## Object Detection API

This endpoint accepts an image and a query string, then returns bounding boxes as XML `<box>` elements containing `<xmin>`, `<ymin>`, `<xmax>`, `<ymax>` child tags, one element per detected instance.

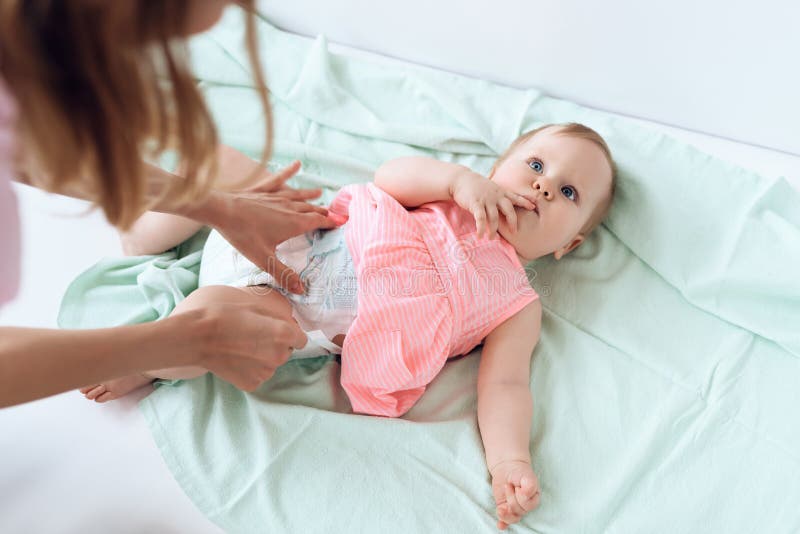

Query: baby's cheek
<box><xmin>513</xmin><ymin>212</ymin><xmax>539</xmax><ymax>243</ymax></box>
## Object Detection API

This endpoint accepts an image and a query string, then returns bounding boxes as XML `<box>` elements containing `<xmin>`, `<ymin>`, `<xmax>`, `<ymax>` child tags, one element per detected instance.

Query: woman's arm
<box><xmin>15</xmin><ymin>145</ymin><xmax>335</xmax><ymax>292</ymax></box>
<box><xmin>0</xmin><ymin>301</ymin><xmax>308</xmax><ymax>408</ymax></box>
<box><xmin>477</xmin><ymin>300</ymin><xmax>542</xmax><ymax>529</ymax></box>
<box><xmin>0</xmin><ymin>317</ymin><xmax>200</xmax><ymax>407</ymax></box>
<box><xmin>120</xmin><ymin>146</ymin><xmax>314</xmax><ymax>256</ymax></box>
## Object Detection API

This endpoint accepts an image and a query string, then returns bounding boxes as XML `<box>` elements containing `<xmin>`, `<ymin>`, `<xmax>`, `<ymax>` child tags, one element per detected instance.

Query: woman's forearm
<box><xmin>144</xmin><ymin>162</ymin><xmax>230</xmax><ymax>226</ymax></box>
<box><xmin>0</xmin><ymin>311</ymin><xmax>204</xmax><ymax>408</ymax></box>
<box><xmin>146</xmin><ymin>144</ymin><xmax>269</xmax><ymax>225</ymax></box>
<box><xmin>14</xmin><ymin>162</ymin><xmax>229</xmax><ymax>228</ymax></box>
<box><xmin>477</xmin><ymin>383</ymin><xmax>533</xmax><ymax>470</ymax></box>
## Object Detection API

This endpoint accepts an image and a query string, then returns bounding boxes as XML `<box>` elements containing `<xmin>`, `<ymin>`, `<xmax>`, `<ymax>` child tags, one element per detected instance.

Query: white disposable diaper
<box><xmin>198</xmin><ymin>227</ymin><xmax>358</xmax><ymax>351</ymax></box>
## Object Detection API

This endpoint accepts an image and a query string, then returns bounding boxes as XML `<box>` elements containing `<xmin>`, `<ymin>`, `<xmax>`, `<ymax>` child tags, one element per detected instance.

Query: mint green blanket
<box><xmin>59</xmin><ymin>11</ymin><xmax>800</xmax><ymax>533</ymax></box>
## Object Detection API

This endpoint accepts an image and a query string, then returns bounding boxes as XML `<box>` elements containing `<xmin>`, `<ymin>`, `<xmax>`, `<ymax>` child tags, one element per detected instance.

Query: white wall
<box><xmin>262</xmin><ymin>0</ymin><xmax>800</xmax><ymax>156</ymax></box>
<box><xmin>0</xmin><ymin>187</ymin><xmax>120</xmax><ymax>328</ymax></box>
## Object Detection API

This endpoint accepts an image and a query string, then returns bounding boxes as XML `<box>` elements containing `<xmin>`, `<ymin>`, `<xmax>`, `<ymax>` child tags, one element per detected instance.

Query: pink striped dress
<box><xmin>328</xmin><ymin>183</ymin><xmax>539</xmax><ymax>417</ymax></box>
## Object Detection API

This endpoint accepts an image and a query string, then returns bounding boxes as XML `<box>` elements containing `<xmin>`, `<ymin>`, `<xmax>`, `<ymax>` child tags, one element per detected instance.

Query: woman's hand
<box><xmin>490</xmin><ymin>460</ymin><xmax>541</xmax><ymax>530</ymax></box>
<box><xmin>190</xmin><ymin>299</ymin><xmax>308</xmax><ymax>391</ymax></box>
<box><xmin>200</xmin><ymin>161</ymin><xmax>339</xmax><ymax>294</ymax></box>
<box><xmin>450</xmin><ymin>172</ymin><xmax>534</xmax><ymax>239</ymax></box>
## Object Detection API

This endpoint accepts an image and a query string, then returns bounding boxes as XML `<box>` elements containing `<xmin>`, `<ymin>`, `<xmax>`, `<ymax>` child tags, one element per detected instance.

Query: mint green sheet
<box><xmin>59</xmin><ymin>10</ymin><xmax>800</xmax><ymax>533</ymax></box>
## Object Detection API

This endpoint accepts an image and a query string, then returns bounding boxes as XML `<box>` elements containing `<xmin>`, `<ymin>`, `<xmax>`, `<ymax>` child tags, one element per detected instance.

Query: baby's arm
<box><xmin>119</xmin><ymin>209</ymin><xmax>202</xmax><ymax>256</ymax></box>
<box><xmin>477</xmin><ymin>300</ymin><xmax>542</xmax><ymax>530</ymax></box>
<box><xmin>374</xmin><ymin>156</ymin><xmax>470</xmax><ymax>207</ymax></box>
<box><xmin>374</xmin><ymin>157</ymin><xmax>534</xmax><ymax>238</ymax></box>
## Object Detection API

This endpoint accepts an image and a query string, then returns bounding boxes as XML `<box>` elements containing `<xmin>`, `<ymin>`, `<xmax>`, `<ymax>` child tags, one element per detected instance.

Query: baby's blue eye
<box><xmin>529</xmin><ymin>160</ymin><xmax>543</xmax><ymax>173</ymax></box>
<box><xmin>561</xmin><ymin>185</ymin><xmax>577</xmax><ymax>201</ymax></box>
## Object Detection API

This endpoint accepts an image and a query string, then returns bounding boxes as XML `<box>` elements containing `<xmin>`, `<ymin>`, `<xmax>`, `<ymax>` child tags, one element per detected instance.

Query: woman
<box><xmin>0</xmin><ymin>0</ymin><xmax>333</xmax><ymax>407</ymax></box>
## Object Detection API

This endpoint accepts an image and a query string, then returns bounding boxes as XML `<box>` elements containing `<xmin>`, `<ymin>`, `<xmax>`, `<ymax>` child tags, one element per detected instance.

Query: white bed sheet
<box><xmin>1</xmin><ymin>36</ymin><xmax>799</xmax><ymax>534</ymax></box>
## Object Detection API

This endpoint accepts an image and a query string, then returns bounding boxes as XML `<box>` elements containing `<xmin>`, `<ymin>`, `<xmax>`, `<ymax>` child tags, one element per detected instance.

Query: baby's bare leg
<box><xmin>119</xmin><ymin>211</ymin><xmax>204</xmax><ymax>256</ymax></box>
<box><xmin>81</xmin><ymin>285</ymin><xmax>294</xmax><ymax>402</ymax></box>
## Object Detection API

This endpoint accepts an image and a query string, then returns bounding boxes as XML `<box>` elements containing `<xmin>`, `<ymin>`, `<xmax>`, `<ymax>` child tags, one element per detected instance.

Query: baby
<box><xmin>81</xmin><ymin>123</ymin><xmax>615</xmax><ymax>529</ymax></box>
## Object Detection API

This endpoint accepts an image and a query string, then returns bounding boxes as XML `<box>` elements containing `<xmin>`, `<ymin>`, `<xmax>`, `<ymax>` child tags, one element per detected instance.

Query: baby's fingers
<box><xmin>497</xmin><ymin>197</ymin><xmax>517</xmax><ymax>233</ymax></box>
<box><xmin>486</xmin><ymin>204</ymin><xmax>499</xmax><ymax>239</ymax></box>
<box><xmin>472</xmin><ymin>205</ymin><xmax>487</xmax><ymax>238</ymax></box>
<box><xmin>505</xmin><ymin>482</ymin><xmax>526</xmax><ymax>518</ymax></box>
<box><xmin>507</xmin><ymin>191</ymin><xmax>536</xmax><ymax>211</ymax></box>
<box><xmin>496</xmin><ymin>503</ymin><xmax>520</xmax><ymax>529</ymax></box>
<box><xmin>515</xmin><ymin>484</ymin><xmax>541</xmax><ymax>512</ymax></box>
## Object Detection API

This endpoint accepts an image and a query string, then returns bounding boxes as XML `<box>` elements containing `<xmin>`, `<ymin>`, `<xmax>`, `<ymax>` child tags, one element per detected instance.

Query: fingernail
<box><xmin>329</xmin><ymin>213</ymin><xmax>347</xmax><ymax>225</ymax></box>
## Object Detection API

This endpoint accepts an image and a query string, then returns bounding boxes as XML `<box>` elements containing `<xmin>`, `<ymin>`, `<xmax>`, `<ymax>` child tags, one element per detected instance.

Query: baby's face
<box><xmin>492</xmin><ymin>127</ymin><xmax>613</xmax><ymax>262</ymax></box>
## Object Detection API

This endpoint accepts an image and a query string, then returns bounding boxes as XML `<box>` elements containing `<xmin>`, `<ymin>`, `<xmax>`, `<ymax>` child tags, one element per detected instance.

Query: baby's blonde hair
<box><xmin>493</xmin><ymin>123</ymin><xmax>617</xmax><ymax>235</ymax></box>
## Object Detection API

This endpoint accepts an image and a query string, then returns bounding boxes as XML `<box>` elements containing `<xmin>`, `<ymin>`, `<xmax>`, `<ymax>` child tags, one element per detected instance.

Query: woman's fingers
<box><xmin>258</xmin><ymin>310</ymin><xmax>308</xmax><ymax>351</ymax></box>
<box><xmin>247</xmin><ymin>160</ymin><xmax>302</xmax><ymax>193</ymax></box>
<box><xmin>260</xmin><ymin>253</ymin><xmax>305</xmax><ymax>294</ymax></box>
<box><xmin>275</xmin><ymin>159</ymin><xmax>302</xmax><ymax>179</ymax></box>
<box><xmin>289</xmin><ymin>201</ymin><xmax>329</xmax><ymax>216</ymax></box>
<box><xmin>285</xmin><ymin>320</ymin><xmax>309</xmax><ymax>351</ymax></box>
<box><xmin>275</xmin><ymin>187</ymin><xmax>323</xmax><ymax>201</ymax></box>
<box><xmin>292</xmin><ymin>211</ymin><xmax>339</xmax><ymax>233</ymax></box>
<box><xmin>267</xmin><ymin>160</ymin><xmax>302</xmax><ymax>186</ymax></box>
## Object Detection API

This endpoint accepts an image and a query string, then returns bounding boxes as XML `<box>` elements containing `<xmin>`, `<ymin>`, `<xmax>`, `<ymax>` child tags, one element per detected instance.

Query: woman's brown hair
<box><xmin>0</xmin><ymin>0</ymin><xmax>272</xmax><ymax>229</ymax></box>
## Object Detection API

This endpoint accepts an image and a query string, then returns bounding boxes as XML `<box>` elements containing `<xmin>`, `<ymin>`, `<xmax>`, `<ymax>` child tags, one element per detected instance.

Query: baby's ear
<box><xmin>554</xmin><ymin>235</ymin><xmax>584</xmax><ymax>260</ymax></box>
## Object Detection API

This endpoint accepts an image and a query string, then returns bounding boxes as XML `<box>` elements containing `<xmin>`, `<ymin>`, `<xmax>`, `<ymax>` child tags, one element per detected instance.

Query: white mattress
<box><xmin>1</xmin><ymin>24</ymin><xmax>799</xmax><ymax>534</ymax></box>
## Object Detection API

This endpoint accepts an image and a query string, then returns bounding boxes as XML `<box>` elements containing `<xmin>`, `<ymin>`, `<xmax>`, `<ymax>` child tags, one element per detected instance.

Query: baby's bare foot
<box><xmin>79</xmin><ymin>374</ymin><xmax>154</xmax><ymax>403</ymax></box>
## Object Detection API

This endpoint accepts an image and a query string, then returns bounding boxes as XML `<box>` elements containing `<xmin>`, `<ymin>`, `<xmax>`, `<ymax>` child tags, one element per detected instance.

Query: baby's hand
<box><xmin>490</xmin><ymin>460</ymin><xmax>541</xmax><ymax>530</ymax></box>
<box><xmin>450</xmin><ymin>172</ymin><xmax>534</xmax><ymax>239</ymax></box>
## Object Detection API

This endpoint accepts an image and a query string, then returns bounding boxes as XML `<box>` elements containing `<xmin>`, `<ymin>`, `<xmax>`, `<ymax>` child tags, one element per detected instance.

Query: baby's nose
<box><xmin>533</xmin><ymin>181</ymin><xmax>552</xmax><ymax>200</ymax></box>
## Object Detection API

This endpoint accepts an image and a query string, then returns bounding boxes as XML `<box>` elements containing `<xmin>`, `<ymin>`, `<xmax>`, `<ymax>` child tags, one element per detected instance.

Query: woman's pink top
<box><xmin>328</xmin><ymin>183</ymin><xmax>538</xmax><ymax>417</ymax></box>
<box><xmin>0</xmin><ymin>77</ymin><xmax>20</xmax><ymax>307</ymax></box>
